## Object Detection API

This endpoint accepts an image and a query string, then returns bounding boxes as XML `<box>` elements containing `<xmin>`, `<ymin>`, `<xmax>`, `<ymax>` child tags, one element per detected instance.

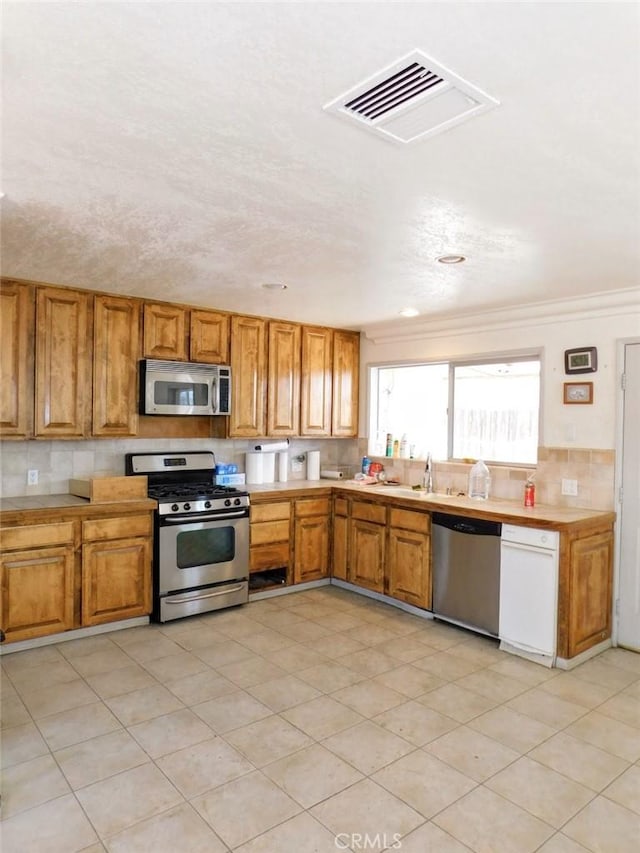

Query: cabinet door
<box><xmin>332</xmin><ymin>512</ymin><xmax>349</xmax><ymax>581</ymax></box>
<box><xmin>300</xmin><ymin>326</ymin><xmax>332</xmax><ymax>436</ymax></box>
<box><xmin>0</xmin><ymin>280</ymin><xmax>33</xmax><ymax>438</ymax></box>
<box><xmin>349</xmin><ymin>519</ymin><xmax>385</xmax><ymax>592</ymax></box>
<box><xmin>332</xmin><ymin>330</ymin><xmax>359</xmax><ymax>437</ymax></box>
<box><xmin>93</xmin><ymin>295</ymin><xmax>140</xmax><ymax>436</ymax></box>
<box><xmin>267</xmin><ymin>321</ymin><xmax>301</xmax><ymax>436</ymax></box>
<box><xmin>294</xmin><ymin>514</ymin><xmax>329</xmax><ymax>583</ymax></box>
<box><xmin>143</xmin><ymin>302</ymin><xmax>187</xmax><ymax>360</ymax></box>
<box><xmin>229</xmin><ymin>315</ymin><xmax>267</xmax><ymax>437</ymax></box>
<box><xmin>82</xmin><ymin>536</ymin><xmax>151</xmax><ymax>626</ymax></box>
<box><xmin>190</xmin><ymin>309</ymin><xmax>230</xmax><ymax>364</ymax></box>
<box><xmin>1</xmin><ymin>545</ymin><xmax>75</xmax><ymax>642</ymax></box>
<box><xmin>388</xmin><ymin>528</ymin><xmax>431</xmax><ymax>609</ymax></box>
<box><xmin>567</xmin><ymin>532</ymin><xmax>613</xmax><ymax>658</ymax></box>
<box><xmin>35</xmin><ymin>287</ymin><xmax>91</xmax><ymax>438</ymax></box>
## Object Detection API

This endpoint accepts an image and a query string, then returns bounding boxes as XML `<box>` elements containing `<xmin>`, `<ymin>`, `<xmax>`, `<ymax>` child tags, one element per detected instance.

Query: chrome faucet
<box><xmin>423</xmin><ymin>453</ymin><xmax>434</xmax><ymax>493</ymax></box>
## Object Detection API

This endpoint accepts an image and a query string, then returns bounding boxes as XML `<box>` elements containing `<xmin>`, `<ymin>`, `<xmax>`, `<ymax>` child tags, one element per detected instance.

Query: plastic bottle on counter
<box><xmin>361</xmin><ymin>456</ymin><xmax>371</xmax><ymax>475</ymax></box>
<box><xmin>399</xmin><ymin>434</ymin><xmax>409</xmax><ymax>458</ymax></box>
<box><xmin>468</xmin><ymin>459</ymin><xmax>491</xmax><ymax>500</ymax></box>
<box><xmin>385</xmin><ymin>434</ymin><xmax>393</xmax><ymax>457</ymax></box>
<box><xmin>392</xmin><ymin>439</ymin><xmax>399</xmax><ymax>458</ymax></box>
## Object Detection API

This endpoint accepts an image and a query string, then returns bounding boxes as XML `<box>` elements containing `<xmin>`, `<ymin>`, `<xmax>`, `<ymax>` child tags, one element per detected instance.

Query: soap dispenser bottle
<box><xmin>468</xmin><ymin>460</ymin><xmax>491</xmax><ymax>500</ymax></box>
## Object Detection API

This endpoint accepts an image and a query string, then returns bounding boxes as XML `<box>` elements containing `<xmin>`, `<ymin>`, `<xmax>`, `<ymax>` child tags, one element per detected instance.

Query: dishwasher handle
<box><xmin>432</xmin><ymin>512</ymin><xmax>502</xmax><ymax>537</ymax></box>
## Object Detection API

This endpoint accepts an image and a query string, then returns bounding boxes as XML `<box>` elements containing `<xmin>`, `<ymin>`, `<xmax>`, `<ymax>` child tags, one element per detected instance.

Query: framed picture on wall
<box><xmin>564</xmin><ymin>346</ymin><xmax>597</xmax><ymax>374</ymax></box>
<box><xmin>563</xmin><ymin>382</ymin><xmax>594</xmax><ymax>404</ymax></box>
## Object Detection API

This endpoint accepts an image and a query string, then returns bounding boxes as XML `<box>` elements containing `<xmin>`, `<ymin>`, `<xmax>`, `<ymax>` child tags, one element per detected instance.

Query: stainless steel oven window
<box><xmin>158</xmin><ymin>518</ymin><xmax>249</xmax><ymax>594</ymax></box>
<box><xmin>176</xmin><ymin>526</ymin><xmax>235</xmax><ymax>569</ymax></box>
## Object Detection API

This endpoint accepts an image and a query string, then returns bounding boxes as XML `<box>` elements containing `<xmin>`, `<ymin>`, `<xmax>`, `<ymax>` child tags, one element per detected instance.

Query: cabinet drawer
<box><xmin>389</xmin><ymin>508</ymin><xmax>430</xmax><ymax>534</ymax></box>
<box><xmin>251</xmin><ymin>502</ymin><xmax>291</xmax><ymax>523</ymax></box>
<box><xmin>0</xmin><ymin>521</ymin><xmax>76</xmax><ymax>550</ymax></box>
<box><xmin>295</xmin><ymin>497</ymin><xmax>330</xmax><ymax>518</ymax></box>
<box><xmin>83</xmin><ymin>514</ymin><xmax>152</xmax><ymax>542</ymax></box>
<box><xmin>250</xmin><ymin>542</ymin><xmax>290</xmax><ymax>572</ymax></box>
<box><xmin>251</xmin><ymin>519</ymin><xmax>290</xmax><ymax>545</ymax></box>
<box><xmin>334</xmin><ymin>497</ymin><xmax>349</xmax><ymax>516</ymax></box>
<box><xmin>352</xmin><ymin>501</ymin><xmax>386</xmax><ymax>525</ymax></box>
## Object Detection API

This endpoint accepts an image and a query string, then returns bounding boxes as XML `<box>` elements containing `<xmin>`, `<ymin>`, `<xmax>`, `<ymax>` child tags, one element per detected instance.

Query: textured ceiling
<box><xmin>2</xmin><ymin>1</ymin><xmax>639</xmax><ymax>330</ymax></box>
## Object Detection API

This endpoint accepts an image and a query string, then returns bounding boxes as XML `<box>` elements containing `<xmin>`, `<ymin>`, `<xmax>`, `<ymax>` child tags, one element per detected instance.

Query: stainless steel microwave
<box><xmin>140</xmin><ymin>359</ymin><xmax>231</xmax><ymax>416</ymax></box>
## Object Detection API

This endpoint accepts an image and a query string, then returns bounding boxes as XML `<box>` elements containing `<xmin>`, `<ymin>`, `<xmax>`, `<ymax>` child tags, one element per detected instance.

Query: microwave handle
<box><xmin>211</xmin><ymin>375</ymin><xmax>218</xmax><ymax>414</ymax></box>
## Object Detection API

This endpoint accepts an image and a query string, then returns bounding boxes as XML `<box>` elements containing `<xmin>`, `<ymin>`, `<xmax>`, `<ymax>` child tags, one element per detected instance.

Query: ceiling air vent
<box><xmin>324</xmin><ymin>49</ymin><xmax>499</xmax><ymax>145</ymax></box>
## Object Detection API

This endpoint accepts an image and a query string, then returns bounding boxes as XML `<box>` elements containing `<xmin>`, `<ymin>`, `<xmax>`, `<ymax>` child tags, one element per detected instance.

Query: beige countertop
<box><xmin>0</xmin><ymin>494</ymin><xmax>157</xmax><ymax>523</ymax></box>
<box><xmin>1</xmin><ymin>480</ymin><xmax>615</xmax><ymax>530</ymax></box>
<box><xmin>248</xmin><ymin>479</ymin><xmax>616</xmax><ymax>528</ymax></box>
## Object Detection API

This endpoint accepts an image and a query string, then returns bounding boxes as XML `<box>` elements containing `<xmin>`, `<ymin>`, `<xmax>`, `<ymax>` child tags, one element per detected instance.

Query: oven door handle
<box><xmin>166</xmin><ymin>584</ymin><xmax>246</xmax><ymax>604</ymax></box>
<box><xmin>161</xmin><ymin>510</ymin><xmax>248</xmax><ymax>524</ymax></box>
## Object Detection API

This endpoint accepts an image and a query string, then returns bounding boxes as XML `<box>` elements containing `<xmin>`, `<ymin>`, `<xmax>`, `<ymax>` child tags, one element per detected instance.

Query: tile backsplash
<box><xmin>1</xmin><ymin>440</ymin><xmax>615</xmax><ymax>511</ymax></box>
<box><xmin>0</xmin><ymin>438</ymin><xmax>360</xmax><ymax>499</ymax></box>
<box><xmin>359</xmin><ymin>442</ymin><xmax>616</xmax><ymax>512</ymax></box>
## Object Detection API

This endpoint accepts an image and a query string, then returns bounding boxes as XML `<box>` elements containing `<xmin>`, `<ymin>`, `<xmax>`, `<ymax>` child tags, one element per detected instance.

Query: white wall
<box><xmin>359</xmin><ymin>290</ymin><xmax>640</xmax><ymax>451</ymax></box>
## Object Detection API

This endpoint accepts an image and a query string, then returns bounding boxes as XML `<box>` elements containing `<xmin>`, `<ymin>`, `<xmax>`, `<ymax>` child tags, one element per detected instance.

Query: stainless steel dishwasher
<box><xmin>431</xmin><ymin>512</ymin><xmax>502</xmax><ymax>637</ymax></box>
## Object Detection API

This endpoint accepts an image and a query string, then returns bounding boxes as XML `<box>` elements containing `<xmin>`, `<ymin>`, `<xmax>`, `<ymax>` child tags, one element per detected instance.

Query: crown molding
<box><xmin>361</xmin><ymin>288</ymin><xmax>640</xmax><ymax>344</ymax></box>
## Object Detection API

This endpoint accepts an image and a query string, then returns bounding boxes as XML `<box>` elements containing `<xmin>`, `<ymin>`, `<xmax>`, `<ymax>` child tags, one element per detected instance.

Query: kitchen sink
<box><xmin>376</xmin><ymin>486</ymin><xmax>462</xmax><ymax>501</ymax></box>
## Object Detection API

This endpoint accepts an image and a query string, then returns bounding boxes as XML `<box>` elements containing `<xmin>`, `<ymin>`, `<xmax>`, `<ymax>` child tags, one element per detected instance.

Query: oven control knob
<box><xmin>234</xmin><ymin>498</ymin><xmax>241</xmax><ymax>506</ymax></box>
<box><xmin>183</xmin><ymin>503</ymin><xmax>191</xmax><ymax>511</ymax></box>
<box><xmin>171</xmin><ymin>504</ymin><xmax>179</xmax><ymax>512</ymax></box>
<box><xmin>204</xmin><ymin>500</ymin><xmax>211</xmax><ymax>509</ymax></box>
<box><xmin>224</xmin><ymin>499</ymin><xmax>232</xmax><ymax>507</ymax></box>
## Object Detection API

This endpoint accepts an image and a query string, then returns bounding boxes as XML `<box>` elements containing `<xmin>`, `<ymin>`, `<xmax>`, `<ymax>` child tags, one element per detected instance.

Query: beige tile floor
<box><xmin>1</xmin><ymin>585</ymin><xmax>639</xmax><ymax>852</ymax></box>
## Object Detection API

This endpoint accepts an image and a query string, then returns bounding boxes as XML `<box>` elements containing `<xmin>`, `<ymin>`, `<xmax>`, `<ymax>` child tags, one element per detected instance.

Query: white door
<box><xmin>617</xmin><ymin>340</ymin><xmax>640</xmax><ymax>650</ymax></box>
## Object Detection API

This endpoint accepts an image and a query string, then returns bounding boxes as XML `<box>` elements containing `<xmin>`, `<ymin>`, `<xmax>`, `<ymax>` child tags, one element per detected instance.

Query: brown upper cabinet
<box><xmin>93</xmin><ymin>295</ymin><xmax>140</xmax><ymax>437</ymax></box>
<box><xmin>1</xmin><ymin>278</ymin><xmax>359</xmax><ymax>441</ymax></box>
<box><xmin>35</xmin><ymin>286</ymin><xmax>92</xmax><ymax>438</ymax></box>
<box><xmin>143</xmin><ymin>302</ymin><xmax>188</xmax><ymax>361</ymax></box>
<box><xmin>142</xmin><ymin>302</ymin><xmax>230</xmax><ymax>364</ymax></box>
<box><xmin>267</xmin><ymin>321</ymin><xmax>301</xmax><ymax>436</ymax></box>
<box><xmin>300</xmin><ymin>325</ymin><xmax>333</xmax><ymax>436</ymax></box>
<box><xmin>190</xmin><ymin>309</ymin><xmax>230</xmax><ymax>364</ymax></box>
<box><xmin>0</xmin><ymin>280</ymin><xmax>33</xmax><ymax>438</ymax></box>
<box><xmin>229</xmin><ymin>315</ymin><xmax>267</xmax><ymax>437</ymax></box>
<box><xmin>332</xmin><ymin>329</ymin><xmax>360</xmax><ymax>437</ymax></box>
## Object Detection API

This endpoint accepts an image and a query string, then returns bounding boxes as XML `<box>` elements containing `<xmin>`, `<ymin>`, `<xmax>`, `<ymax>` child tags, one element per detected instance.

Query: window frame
<box><xmin>368</xmin><ymin>349</ymin><xmax>544</xmax><ymax>466</ymax></box>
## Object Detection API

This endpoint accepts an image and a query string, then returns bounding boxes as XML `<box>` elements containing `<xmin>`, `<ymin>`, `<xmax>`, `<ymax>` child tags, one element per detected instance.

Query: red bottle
<box><xmin>524</xmin><ymin>482</ymin><xmax>535</xmax><ymax>507</ymax></box>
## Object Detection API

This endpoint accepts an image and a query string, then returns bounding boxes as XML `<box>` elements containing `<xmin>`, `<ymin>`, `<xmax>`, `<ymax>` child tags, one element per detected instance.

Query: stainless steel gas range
<box><xmin>125</xmin><ymin>451</ymin><xmax>249</xmax><ymax>622</ymax></box>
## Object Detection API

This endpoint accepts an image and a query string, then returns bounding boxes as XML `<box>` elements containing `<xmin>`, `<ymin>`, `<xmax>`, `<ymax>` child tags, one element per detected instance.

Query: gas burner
<box><xmin>147</xmin><ymin>483</ymin><xmax>243</xmax><ymax>500</ymax></box>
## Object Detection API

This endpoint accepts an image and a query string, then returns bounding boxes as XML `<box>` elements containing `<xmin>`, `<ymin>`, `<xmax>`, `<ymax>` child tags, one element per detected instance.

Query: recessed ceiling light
<box><xmin>261</xmin><ymin>282</ymin><xmax>288</xmax><ymax>290</ymax></box>
<box><xmin>436</xmin><ymin>254</ymin><xmax>466</xmax><ymax>264</ymax></box>
<box><xmin>399</xmin><ymin>307</ymin><xmax>419</xmax><ymax>317</ymax></box>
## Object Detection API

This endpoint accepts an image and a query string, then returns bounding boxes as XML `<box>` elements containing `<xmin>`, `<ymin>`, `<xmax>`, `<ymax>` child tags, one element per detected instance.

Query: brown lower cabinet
<box><xmin>340</xmin><ymin>498</ymin><xmax>431</xmax><ymax>604</ymax></box>
<box><xmin>0</xmin><ymin>505</ymin><xmax>154</xmax><ymax>643</ymax></box>
<box><xmin>0</xmin><ymin>521</ymin><xmax>76</xmax><ymax>642</ymax></box>
<box><xmin>293</xmin><ymin>497</ymin><xmax>330</xmax><ymax>584</ymax></box>
<box><xmin>350</xmin><ymin>511</ymin><xmax>386</xmax><ymax>593</ymax></box>
<box><xmin>81</xmin><ymin>515</ymin><xmax>152</xmax><ymax>626</ymax></box>
<box><xmin>249</xmin><ymin>499</ymin><xmax>291</xmax><ymax>588</ymax></box>
<box><xmin>249</xmin><ymin>494</ymin><xmax>332</xmax><ymax>589</ymax></box>
<box><xmin>558</xmin><ymin>523</ymin><xmax>614</xmax><ymax>659</ymax></box>
<box><xmin>387</xmin><ymin>507</ymin><xmax>431</xmax><ymax>609</ymax></box>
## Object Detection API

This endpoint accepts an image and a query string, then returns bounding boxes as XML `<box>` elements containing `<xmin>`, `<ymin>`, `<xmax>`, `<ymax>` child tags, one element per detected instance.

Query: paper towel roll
<box><xmin>261</xmin><ymin>452</ymin><xmax>275</xmax><ymax>484</ymax></box>
<box><xmin>245</xmin><ymin>452</ymin><xmax>263</xmax><ymax>484</ymax></box>
<box><xmin>278</xmin><ymin>452</ymin><xmax>288</xmax><ymax>482</ymax></box>
<box><xmin>253</xmin><ymin>439</ymin><xmax>290</xmax><ymax>452</ymax></box>
<box><xmin>307</xmin><ymin>450</ymin><xmax>320</xmax><ymax>481</ymax></box>
<box><xmin>320</xmin><ymin>469</ymin><xmax>344</xmax><ymax>479</ymax></box>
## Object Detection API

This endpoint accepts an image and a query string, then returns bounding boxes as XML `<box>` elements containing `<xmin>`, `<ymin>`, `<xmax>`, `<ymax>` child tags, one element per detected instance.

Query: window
<box><xmin>369</xmin><ymin>356</ymin><xmax>540</xmax><ymax>465</ymax></box>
